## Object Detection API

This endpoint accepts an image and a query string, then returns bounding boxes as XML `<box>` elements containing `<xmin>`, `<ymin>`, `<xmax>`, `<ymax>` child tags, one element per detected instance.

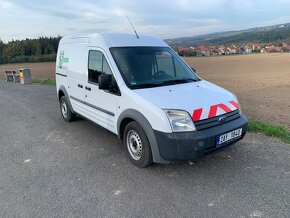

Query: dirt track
<box><xmin>1</xmin><ymin>53</ymin><xmax>290</xmax><ymax>129</ymax></box>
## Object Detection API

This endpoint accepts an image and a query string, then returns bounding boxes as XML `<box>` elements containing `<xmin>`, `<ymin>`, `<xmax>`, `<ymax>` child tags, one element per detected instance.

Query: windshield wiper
<box><xmin>161</xmin><ymin>78</ymin><xmax>199</xmax><ymax>85</ymax></box>
<box><xmin>131</xmin><ymin>78</ymin><xmax>200</xmax><ymax>89</ymax></box>
<box><xmin>131</xmin><ymin>83</ymin><xmax>163</xmax><ymax>89</ymax></box>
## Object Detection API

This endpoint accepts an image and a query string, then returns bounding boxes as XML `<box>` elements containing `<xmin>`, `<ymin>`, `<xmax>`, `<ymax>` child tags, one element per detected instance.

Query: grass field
<box><xmin>1</xmin><ymin>53</ymin><xmax>290</xmax><ymax>130</ymax></box>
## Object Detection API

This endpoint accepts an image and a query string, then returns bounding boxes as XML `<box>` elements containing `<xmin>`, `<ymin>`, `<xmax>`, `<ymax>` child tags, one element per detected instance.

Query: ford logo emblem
<box><xmin>218</xmin><ymin>116</ymin><xmax>226</xmax><ymax>122</ymax></box>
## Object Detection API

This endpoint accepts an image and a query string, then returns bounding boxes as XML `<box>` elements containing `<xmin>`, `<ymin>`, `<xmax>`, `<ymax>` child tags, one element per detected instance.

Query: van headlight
<box><xmin>233</xmin><ymin>94</ymin><xmax>242</xmax><ymax>115</ymax></box>
<box><xmin>164</xmin><ymin>110</ymin><xmax>196</xmax><ymax>132</ymax></box>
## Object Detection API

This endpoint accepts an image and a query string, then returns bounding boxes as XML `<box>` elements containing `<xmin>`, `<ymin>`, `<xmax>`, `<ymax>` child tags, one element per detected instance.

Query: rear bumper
<box><xmin>154</xmin><ymin>115</ymin><xmax>248</xmax><ymax>161</ymax></box>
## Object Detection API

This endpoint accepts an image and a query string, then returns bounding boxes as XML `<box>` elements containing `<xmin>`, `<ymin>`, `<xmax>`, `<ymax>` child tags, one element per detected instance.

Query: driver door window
<box><xmin>88</xmin><ymin>50</ymin><xmax>112</xmax><ymax>84</ymax></box>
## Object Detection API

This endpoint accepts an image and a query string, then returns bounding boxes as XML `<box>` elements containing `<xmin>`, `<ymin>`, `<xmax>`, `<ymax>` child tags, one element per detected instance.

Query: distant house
<box><xmin>260</xmin><ymin>48</ymin><xmax>267</xmax><ymax>53</ymax></box>
<box><xmin>196</xmin><ymin>50</ymin><xmax>211</xmax><ymax>57</ymax></box>
<box><xmin>228</xmin><ymin>46</ymin><xmax>238</xmax><ymax>54</ymax></box>
<box><xmin>211</xmin><ymin>49</ymin><xmax>219</xmax><ymax>55</ymax></box>
<box><xmin>243</xmin><ymin>45</ymin><xmax>252</xmax><ymax>54</ymax></box>
<box><xmin>252</xmin><ymin>44</ymin><xmax>261</xmax><ymax>53</ymax></box>
<box><xmin>173</xmin><ymin>42</ymin><xmax>288</xmax><ymax>56</ymax></box>
<box><xmin>281</xmin><ymin>47</ymin><xmax>289</xmax><ymax>52</ymax></box>
<box><xmin>282</xmin><ymin>44</ymin><xmax>290</xmax><ymax>52</ymax></box>
<box><xmin>218</xmin><ymin>48</ymin><xmax>230</xmax><ymax>55</ymax></box>
<box><xmin>217</xmin><ymin>48</ymin><xmax>224</xmax><ymax>55</ymax></box>
<box><xmin>235</xmin><ymin>47</ymin><xmax>241</xmax><ymax>54</ymax></box>
<box><xmin>240</xmin><ymin>47</ymin><xmax>245</xmax><ymax>54</ymax></box>
<box><xmin>223</xmin><ymin>48</ymin><xmax>230</xmax><ymax>55</ymax></box>
<box><xmin>266</xmin><ymin>46</ymin><xmax>282</xmax><ymax>53</ymax></box>
<box><xmin>194</xmin><ymin>45</ymin><xmax>211</xmax><ymax>56</ymax></box>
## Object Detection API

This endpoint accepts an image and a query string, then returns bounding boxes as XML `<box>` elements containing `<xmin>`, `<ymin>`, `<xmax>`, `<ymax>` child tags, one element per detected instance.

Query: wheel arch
<box><xmin>57</xmin><ymin>85</ymin><xmax>75</xmax><ymax>113</ymax></box>
<box><xmin>117</xmin><ymin>109</ymin><xmax>169</xmax><ymax>164</ymax></box>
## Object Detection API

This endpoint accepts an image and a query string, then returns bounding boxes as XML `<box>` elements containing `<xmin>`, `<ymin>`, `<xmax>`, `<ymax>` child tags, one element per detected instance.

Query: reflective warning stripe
<box><xmin>192</xmin><ymin>108</ymin><xmax>203</xmax><ymax>121</ymax></box>
<box><xmin>229</xmin><ymin>100</ymin><xmax>239</xmax><ymax>109</ymax></box>
<box><xmin>192</xmin><ymin>100</ymin><xmax>239</xmax><ymax>121</ymax></box>
<box><xmin>208</xmin><ymin>103</ymin><xmax>232</xmax><ymax>119</ymax></box>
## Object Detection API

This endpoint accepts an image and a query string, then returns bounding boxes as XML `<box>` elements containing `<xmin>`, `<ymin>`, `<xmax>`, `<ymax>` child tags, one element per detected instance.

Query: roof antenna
<box><xmin>126</xmin><ymin>14</ymin><xmax>139</xmax><ymax>39</ymax></box>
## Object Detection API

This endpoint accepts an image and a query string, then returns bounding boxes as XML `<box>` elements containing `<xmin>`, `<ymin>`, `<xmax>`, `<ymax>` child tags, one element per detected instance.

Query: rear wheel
<box><xmin>124</xmin><ymin>121</ymin><xmax>153</xmax><ymax>167</ymax></box>
<box><xmin>60</xmin><ymin>96</ymin><xmax>76</xmax><ymax>122</ymax></box>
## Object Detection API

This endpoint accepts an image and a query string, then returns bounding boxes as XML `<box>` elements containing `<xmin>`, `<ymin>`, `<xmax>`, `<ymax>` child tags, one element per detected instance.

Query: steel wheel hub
<box><xmin>61</xmin><ymin>101</ymin><xmax>68</xmax><ymax>118</ymax></box>
<box><xmin>126</xmin><ymin>130</ymin><xmax>142</xmax><ymax>160</ymax></box>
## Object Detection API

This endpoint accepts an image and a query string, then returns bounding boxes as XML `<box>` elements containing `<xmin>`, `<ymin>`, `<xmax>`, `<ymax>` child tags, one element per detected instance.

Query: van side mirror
<box><xmin>98</xmin><ymin>74</ymin><xmax>112</xmax><ymax>90</ymax></box>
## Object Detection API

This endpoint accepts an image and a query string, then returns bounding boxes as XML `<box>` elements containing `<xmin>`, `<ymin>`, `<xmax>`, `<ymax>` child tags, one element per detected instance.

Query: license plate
<box><xmin>217</xmin><ymin>128</ymin><xmax>242</xmax><ymax>146</ymax></box>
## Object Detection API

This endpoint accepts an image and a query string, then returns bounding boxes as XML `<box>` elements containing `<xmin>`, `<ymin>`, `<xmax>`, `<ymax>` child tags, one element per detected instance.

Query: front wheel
<box><xmin>124</xmin><ymin>121</ymin><xmax>153</xmax><ymax>167</ymax></box>
<box><xmin>60</xmin><ymin>96</ymin><xmax>76</xmax><ymax>122</ymax></box>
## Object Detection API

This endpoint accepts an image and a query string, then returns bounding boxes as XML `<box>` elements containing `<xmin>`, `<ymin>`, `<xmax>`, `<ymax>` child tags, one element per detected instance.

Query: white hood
<box><xmin>133</xmin><ymin>80</ymin><xmax>239</xmax><ymax>121</ymax></box>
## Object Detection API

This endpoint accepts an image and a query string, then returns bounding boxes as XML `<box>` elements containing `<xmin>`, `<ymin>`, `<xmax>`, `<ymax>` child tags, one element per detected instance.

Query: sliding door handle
<box><xmin>85</xmin><ymin>86</ymin><xmax>91</xmax><ymax>91</ymax></box>
<box><xmin>78</xmin><ymin>84</ymin><xmax>83</xmax><ymax>88</ymax></box>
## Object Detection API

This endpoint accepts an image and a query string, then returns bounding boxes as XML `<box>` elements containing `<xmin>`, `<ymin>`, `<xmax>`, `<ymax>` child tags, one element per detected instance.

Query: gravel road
<box><xmin>0</xmin><ymin>81</ymin><xmax>289</xmax><ymax>218</ymax></box>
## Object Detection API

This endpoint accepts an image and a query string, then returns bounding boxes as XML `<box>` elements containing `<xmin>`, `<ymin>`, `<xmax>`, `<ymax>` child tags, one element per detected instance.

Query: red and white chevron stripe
<box><xmin>192</xmin><ymin>100</ymin><xmax>239</xmax><ymax>121</ymax></box>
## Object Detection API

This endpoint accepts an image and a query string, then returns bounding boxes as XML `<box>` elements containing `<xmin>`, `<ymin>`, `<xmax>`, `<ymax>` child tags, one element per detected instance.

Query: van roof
<box><xmin>60</xmin><ymin>32</ymin><xmax>168</xmax><ymax>48</ymax></box>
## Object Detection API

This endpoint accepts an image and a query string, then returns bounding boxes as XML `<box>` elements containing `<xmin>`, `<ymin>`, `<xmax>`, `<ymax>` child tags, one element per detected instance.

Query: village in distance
<box><xmin>172</xmin><ymin>42</ymin><xmax>290</xmax><ymax>57</ymax></box>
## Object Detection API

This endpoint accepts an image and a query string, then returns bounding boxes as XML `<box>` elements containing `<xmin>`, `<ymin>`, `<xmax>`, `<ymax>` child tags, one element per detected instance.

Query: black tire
<box><xmin>123</xmin><ymin>121</ymin><xmax>153</xmax><ymax>167</ymax></box>
<box><xmin>60</xmin><ymin>96</ymin><xmax>76</xmax><ymax>122</ymax></box>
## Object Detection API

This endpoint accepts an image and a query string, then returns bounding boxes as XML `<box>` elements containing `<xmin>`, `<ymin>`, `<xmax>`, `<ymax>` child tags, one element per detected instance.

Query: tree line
<box><xmin>167</xmin><ymin>27</ymin><xmax>290</xmax><ymax>47</ymax></box>
<box><xmin>0</xmin><ymin>36</ymin><xmax>61</xmax><ymax>64</ymax></box>
<box><xmin>206</xmin><ymin>28</ymin><xmax>290</xmax><ymax>46</ymax></box>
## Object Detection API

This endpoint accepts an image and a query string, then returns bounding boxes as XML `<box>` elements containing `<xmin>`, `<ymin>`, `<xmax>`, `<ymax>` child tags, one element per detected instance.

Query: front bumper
<box><xmin>154</xmin><ymin>115</ymin><xmax>248</xmax><ymax>161</ymax></box>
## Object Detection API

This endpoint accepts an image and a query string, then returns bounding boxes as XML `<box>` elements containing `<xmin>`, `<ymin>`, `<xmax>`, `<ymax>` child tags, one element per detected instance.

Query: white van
<box><xmin>56</xmin><ymin>32</ymin><xmax>248</xmax><ymax>167</ymax></box>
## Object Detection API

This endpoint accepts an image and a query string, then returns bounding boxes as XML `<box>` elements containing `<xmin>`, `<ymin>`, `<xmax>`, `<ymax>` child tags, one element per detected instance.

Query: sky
<box><xmin>1</xmin><ymin>0</ymin><xmax>290</xmax><ymax>42</ymax></box>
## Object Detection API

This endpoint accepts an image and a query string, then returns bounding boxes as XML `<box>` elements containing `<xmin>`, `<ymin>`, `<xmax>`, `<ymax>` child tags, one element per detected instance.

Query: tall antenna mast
<box><xmin>126</xmin><ymin>14</ymin><xmax>139</xmax><ymax>39</ymax></box>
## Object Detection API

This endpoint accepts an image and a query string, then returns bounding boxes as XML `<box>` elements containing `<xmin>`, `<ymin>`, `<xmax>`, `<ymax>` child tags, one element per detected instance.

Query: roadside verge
<box><xmin>248</xmin><ymin>120</ymin><xmax>290</xmax><ymax>144</ymax></box>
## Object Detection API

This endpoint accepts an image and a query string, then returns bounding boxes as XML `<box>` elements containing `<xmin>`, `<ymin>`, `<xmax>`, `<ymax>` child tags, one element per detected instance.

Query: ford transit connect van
<box><xmin>56</xmin><ymin>32</ymin><xmax>248</xmax><ymax>167</ymax></box>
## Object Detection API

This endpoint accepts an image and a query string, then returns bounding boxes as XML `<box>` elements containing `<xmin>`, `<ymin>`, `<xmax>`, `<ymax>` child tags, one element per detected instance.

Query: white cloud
<box><xmin>0</xmin><ymin>0</ymin><xmax>290</xmax><ymax>41</ymax></box>
<box><xmin>0</xmin><ymin>0</ymin><xmax>14</xmax><ymax>10</ymax></box>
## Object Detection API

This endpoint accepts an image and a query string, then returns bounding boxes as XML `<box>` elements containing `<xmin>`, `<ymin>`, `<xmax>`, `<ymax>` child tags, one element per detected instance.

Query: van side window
<box><xmin>88</xmin><ymin>51</ymin><xmax>112</xmax><ymax>84</ymax></box>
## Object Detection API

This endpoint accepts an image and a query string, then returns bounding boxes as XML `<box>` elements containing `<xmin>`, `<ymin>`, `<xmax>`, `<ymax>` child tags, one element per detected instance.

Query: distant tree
<box><xmin>0</xmin><ymin>39</ymin><xmax>4</xmax><ymax>54</ymax></box>
<box><xmin>35</xmin><ymin>41</ymin><xmax>42</xmax><ymax>56</ymax></box>
<box><xmin>177</xmin><ymin>49</ymin><xmax>197</xmax><ymax>57</ymax></box>
<box><xmin>0</xmin><ymin>39</ymin><xmax>4</xmax><ymax>63</ymax></box>
<box><xmin>0</xmin><ymin>36</ymin><xmax>61</xmax><ymax>64</ymax></box>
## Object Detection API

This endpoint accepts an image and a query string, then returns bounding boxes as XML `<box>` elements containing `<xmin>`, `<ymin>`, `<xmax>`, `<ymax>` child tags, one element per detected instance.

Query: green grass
<box><xmin>248</xmin><ymin>120</ymin><xmax>290</xmax><ymax>144</ymax></box>
<box><xmin>32</xmin><ymin>79</ymin><xmax>56</xmax><ymax>85</ymax></box>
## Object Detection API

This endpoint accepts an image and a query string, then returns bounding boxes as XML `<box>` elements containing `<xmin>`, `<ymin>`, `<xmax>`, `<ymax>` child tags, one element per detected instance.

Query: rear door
<box><xmin>66</xmin><ymin>44</ymin><xmax>87</xmax><ymax>114</ymax></box>
<box><xmin>83</xmin><ymin>48</ymin><xmax>119</xmax><ymax>133</ymax></box>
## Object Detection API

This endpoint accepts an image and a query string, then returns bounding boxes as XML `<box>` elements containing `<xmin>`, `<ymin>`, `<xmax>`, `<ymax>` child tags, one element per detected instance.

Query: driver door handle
<box><xmin>85</xmin><ymin>86</ymin><xmax>91</xmax><ymax>91</ymax></box>
<box><xmin>78</xmin><ymin>84</ymin><xmax>83</xmax><ymax>88</ymax></box>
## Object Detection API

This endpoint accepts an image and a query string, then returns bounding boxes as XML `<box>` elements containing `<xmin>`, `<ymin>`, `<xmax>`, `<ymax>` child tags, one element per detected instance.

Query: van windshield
<box><xmin>110</xmin><ymin>47</ymin><xmax>199</xmax><ymax>89</ymax></box>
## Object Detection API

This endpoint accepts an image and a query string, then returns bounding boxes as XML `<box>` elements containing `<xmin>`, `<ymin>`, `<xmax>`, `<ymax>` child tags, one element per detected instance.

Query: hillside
<box><xmin>166</xmin><ymin>23</ymin><xmax>290</xmax><ymax>46</ymax></box>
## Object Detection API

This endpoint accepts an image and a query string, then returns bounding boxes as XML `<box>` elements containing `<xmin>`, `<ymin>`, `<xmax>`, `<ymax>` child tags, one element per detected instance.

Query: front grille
<box><xmin>194</xmin><ymin>110</ymin><xmax>240</xmax><ymax>131</ymax></box>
